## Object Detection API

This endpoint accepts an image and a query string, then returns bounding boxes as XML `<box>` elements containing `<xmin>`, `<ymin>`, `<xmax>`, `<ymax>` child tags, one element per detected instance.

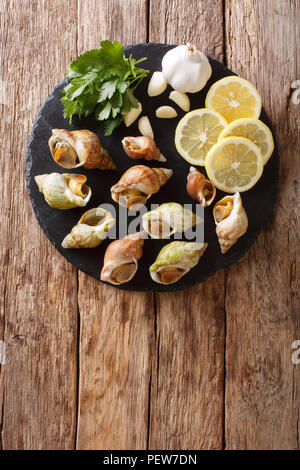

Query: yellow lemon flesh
<box><xmin>218</xmin><ymin>118</ymin><xmax>274</xmax><ymax>165</ymax></box>
<box><xmin>175</xmin><ymin>109</ymin><xmax>227</xmax><ymax>166</ymax></box>
<box><xmin>205</xmin><ymin>76</ymin><xmax>262</xmax><ymax>123</ymax></box>
<box><xmin>205</xmin><ymin>136</ymin><xmax>264</xmax><ymax>193</ymax></box>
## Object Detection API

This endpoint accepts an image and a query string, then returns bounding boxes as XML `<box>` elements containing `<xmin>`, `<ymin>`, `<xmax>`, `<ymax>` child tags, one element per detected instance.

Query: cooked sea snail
<box><xmin>111</xmin><ymin>165</ymin><xmax>173</xmax><ymax>210</ymax></box>
<box><xmin>122</xmin><ymin>136</ymin><xmax>166</xmax><ymax>162</ymax></box>
<box><xmin>100</xmin><ymin>232</ymin><xmax>145</xmax><ymax>285</ymax></box>
<box><xmin>142</xmin><ymin>202</ymin><xmax>202</xmax><ymax>239</ymax></box>
<box><xmin>150</xmin><ymin>241</ymin><xmax>208</xmax><ymax>285</ymax></box>
<box><xmin>61</xmin><ymin>208</ymin><xmax>115</xmax><ymax>249</ymax></box>
<box><xmin>213</xmin><ymin>192</ymin><xmax>248</xmax><ymax>254</ymax></box>
<box><xmin>186</xmin><ymin>167</ymin><xmax>216</xmax><ymax>207</ymax></box>
<box><xmin>34</xmin><ymin>173</ymin><xmax>91</xmax><ymax>209</ymax></box>
<box><xmin>49</xmin><ymin>129</ymin><xmax>116</xmax><ymax>170</ymax></box>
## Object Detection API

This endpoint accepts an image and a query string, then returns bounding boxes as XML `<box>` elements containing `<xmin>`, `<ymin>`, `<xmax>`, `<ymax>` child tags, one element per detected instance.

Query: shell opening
<box><xmin>81</xmin><ymin>211</ymin><xmax>106</xmax><ymax>227</ymax></box>
<box><xmin>158</xmin><ymin>267</ymin><xmax>185</xmax><ymax>284</ymax></box>
<box><xmin>66</xmin><ymin>175</ymin><xmax>89</xmax><ymax>199</ymax></box>
<box><xmin>201</xmin><ymin>183</ymin><xmax>215</xmax><ymax>202</ymax></box>
<box><xmin>148</xmin><ymin>218</ymin><xmax>172</xmax><ymax>238</ymax></box>
<box><xmin>53</xmin><ymin>140</ymin><xmax>78</xmax><ymax>168</ymax></box>
<box><xmin>214</xmin><ymin>200</ymin><xmax>234</xmax><ymax>223</ymax></box>
<box><xmin>111</xmin><ymin>263</ymin><xmax>136</xmax><ymax>284</ymax></box>
<box><xmin>118</xmin><ymin>189</ymin><xmax>148</xmax><ymax>210</ymax></box>
<box><xmin>124</xmin><ymin>137</ymin><xmax>142</xmax><ymax>151</ymax></box>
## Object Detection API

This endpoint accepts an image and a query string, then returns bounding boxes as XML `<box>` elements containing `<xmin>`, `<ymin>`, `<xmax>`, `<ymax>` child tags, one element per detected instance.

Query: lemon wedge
<box><xmin>205</xmin><ymin>136</ymin><xmax>264</xmax><ymax>193</ymax></box>
<box><xmin>218</xmin><ymin>118</ymin><xmax>274</xmax><ymax>165</ymax></box>
<box><xmin>175</xmin><ymin>109</ymin><xmax>227</xmax><ymax>166</ymax></box>
<box><xmin>205</xmin><ymin>76</ymin><xmax>262</xmax><ymax>123</ymax></box>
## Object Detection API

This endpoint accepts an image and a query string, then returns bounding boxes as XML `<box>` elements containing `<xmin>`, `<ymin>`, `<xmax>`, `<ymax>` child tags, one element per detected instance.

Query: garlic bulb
<box><xmin>162</xmin><ymin>43</ymin><xmax>212</xmax><ymax>93</ymax></box>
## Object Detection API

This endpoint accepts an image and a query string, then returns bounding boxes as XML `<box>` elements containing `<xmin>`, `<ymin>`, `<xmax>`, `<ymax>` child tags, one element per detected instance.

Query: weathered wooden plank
<box><xmin>224</xmin><ymin>0</ymin><xmax>300</xmax><ymax>449</ymax></box>
<box><xmin>149</xmin><ymin>0</ymin><xmax>224</xmax><ymax>60</ymax></box>
<box><xmin>148</xmin><ymin>0</ymin><xmax>226</xmax><ymax>450</ymax></box>
<box><xmin>0</xmin><ymin>0</ymin><xmax>79</xmax><ymax>449</ymax></box>
<box><xmin>76</xmin><ymin>0</ymin><xmax>154</xmax><ymax>450</ymax></box>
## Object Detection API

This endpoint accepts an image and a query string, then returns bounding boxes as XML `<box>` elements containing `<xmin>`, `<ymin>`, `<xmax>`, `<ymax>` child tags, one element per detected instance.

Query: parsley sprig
<box><xmin>61</xmin><ymin>41</ymin><xmax>149</xmax><ymax>136</ymax></box>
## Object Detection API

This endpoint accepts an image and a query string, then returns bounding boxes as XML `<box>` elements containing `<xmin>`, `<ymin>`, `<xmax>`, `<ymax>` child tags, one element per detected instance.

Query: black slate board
<box><xmin>26</xmin><ymin>43</ymin><xmax>279</xmax><ymax>292</ymax></box>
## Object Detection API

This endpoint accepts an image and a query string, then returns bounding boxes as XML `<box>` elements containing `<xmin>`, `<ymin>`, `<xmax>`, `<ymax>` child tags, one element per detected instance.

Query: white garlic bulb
<box><xmin>162</xmin><ymin>43</ymin><xmax>212</xmax><ymax>93</ymax></box>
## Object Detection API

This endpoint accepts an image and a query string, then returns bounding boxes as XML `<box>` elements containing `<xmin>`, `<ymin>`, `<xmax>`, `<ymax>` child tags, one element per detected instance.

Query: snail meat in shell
<box><xmin>142</xmin><ymin>202</ymin><xmax>202</xmax><ymax>239</ymax></box>
<box><xmin>34</xmin><ymin>173</ymin><xmax>91</xmax><ymax>209</ymax></box>
<box><xmin>62</xmin><ymin>208</ymin><xmax>115</xmax><ymax>249</ymax></box>
<box><xmin>213</xmin><ymin>192</ymin><xmax>248</xmax><ymax>254</ymax></box>
<box><xmin>150</xmin><ymin>241</ymin><xmax>208</xmax><ymax>284</ymax></box>
<box><xmin>49</xmin><ymin>129</ymin><xmax>116</xmax><ymax>170</ymax></box>
<box><xmin>100</xmin><ymin>232</ymin><xmax>145</xmax><ymax>285</ymax></box>
<box><xmin>111</xmin><ymin>165</ymin><xmax>173</xmax><ymax>210</ymax></box>
<box><xmin>186</xmin><ymin>167</ymin><xmax>216</xmax><ymax>207</ymax></box>
<box><xmin>122</xmin><ymin>136</ymin><xmax>166</xmax><ymax>162</ymax></box>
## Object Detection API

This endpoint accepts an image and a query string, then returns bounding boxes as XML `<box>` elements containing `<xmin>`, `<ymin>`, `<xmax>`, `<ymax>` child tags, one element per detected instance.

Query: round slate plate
<box><xmin>26</xmin><ymin>43</ymin><xmax>279</xmax><ymax>292</ymax></box>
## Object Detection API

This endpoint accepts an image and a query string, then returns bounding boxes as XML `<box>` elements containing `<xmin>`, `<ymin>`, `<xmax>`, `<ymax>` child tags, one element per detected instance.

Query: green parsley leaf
<box><xmin>95</xmin><ymin>101</ymin><xmax>112</xmax><ymax>121</ymax></box>
<box><xmin>121</xmin><ymin>88</ymin><xmax>139</xmax><ymax>114</ymax></box>
<box><xmin>98</xmin><ymin>78</ymin><xmax>119</xmax><ymax>102</ymax></box>
<box><xmin>61</xmin><ymin>40</ymin><xmax>148</xmax><ymax>132</ymax></box>
<box><xmin>104</xmin><ymin>115</ymin><xmax>124</xmax><ymax>136</ymax></box>
<box><xmin>61</xmin><ymin>97</ymin><xmax>77</xmax><ymax>120</ymax></box>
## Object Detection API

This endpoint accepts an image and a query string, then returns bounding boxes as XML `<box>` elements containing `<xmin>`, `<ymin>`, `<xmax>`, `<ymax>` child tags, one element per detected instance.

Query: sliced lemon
<box><xmin>205</xmin><ymin>136</ymin><xmax>264</xmax><ymax>193</ymax></box>
<box><xmin>205</xmin><ymin>76</ymin><xmax>262</xmax><ymax>123</ymax></box>
<box><xmin>175</xmin><ymin>109</ymin><xmax>228</xmax><ymax>166</ymax></box>
<box><xmin>218</xmin><ymin>118</ymin><xmax>274</xmax><ymax>165</ymax></box>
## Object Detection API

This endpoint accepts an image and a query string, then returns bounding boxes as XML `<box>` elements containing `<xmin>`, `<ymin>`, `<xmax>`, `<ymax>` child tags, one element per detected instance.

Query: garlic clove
<box><xmin>148</xmin><ymin>71</ymin><xmax>168</xmax><ymax>97</ymax></box>
<box><xmin>138</xmin><ymin>116</ymin><xmax>154</xmax><ymax>139</ymax></box>
<box><xmin>124</xmin><ymin>102</ymin><xmax>142</xmax><ymax>127</ymax></box>
<box><xmin>156</xmin><ymin>106</ymin><xmax>178</xmax><ymax>119</ymax></box>
<box><xmin>169</xmin><ymin>90</ymin><xmax>190</xmax><ymax>112</ymax></box>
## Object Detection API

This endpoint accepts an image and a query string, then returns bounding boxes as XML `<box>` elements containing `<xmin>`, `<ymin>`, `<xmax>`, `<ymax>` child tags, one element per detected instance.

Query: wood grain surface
<box><xmin>75</xmin><ymin>0</ymin><xmax>154</xmax><ymax>450</ymax></box>
<box><xmin>0</xmin><ymin>0</ymin><xmax>299</xmax><ymax>450</ymax></box>
<box><xmin>148</xmin><ymin>0</ymin><xmax>225</xmax><ymax>450</ymax></box>
<box><xmin>0</xmin><ymin>0</ymin><xmax>79</xmax><ymax>450</ymax></box>
<box><xmin>224</xmin><ymin>0</ymin><xmax>300</xmax><ymax>450</ymax></box>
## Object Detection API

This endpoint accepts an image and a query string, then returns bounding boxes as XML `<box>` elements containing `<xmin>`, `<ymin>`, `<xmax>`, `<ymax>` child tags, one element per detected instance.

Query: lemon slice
<box><xmin>218</xmin><ymin>118</ymin><xmax>274</xmax><ymax>165</ymax></box>
<box><xmin>205</xmin><ymin>76</ymin><xmax>262</xmax><ymax>123</ymax></box>
<box><xmin>175</xmin><ymin>109</ymin><xmax>228</xmax><ymax>166</ymax></box>
<box><xmin>205</xmin><ymin>136</ymin><xmax>264</xmax><ymax>193</ymax></box>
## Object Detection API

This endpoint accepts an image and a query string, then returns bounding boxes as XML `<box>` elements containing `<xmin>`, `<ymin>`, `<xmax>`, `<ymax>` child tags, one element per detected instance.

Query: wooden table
<box><xmin>0</xmin><ymin>0</ymin><xmax>299</xmax><ymax>450</ymax></box>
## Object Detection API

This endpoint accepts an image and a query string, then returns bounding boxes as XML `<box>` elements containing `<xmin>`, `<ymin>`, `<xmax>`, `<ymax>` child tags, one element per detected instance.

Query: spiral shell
<box><xmin>49</xmin><ymin>129</ymin><xmax>116</xmax><ymax>170</ymax></box>
<box><xmin>142</xmin><ymin>202</ymin><xmax>202</xmax><ymax>239</ymax></box>
<box><xmin>186</xmin><ymin>167</ymin><xmax>216</xmax><ymax>207</ymax></box>
<box><xmin>34</xmin><ymin>173</ymin><xmax>91</xmax><ymax>209</ymax></box>
<box><xmin>111</xmin><ymin>165</ymin><xmax>173</xmax><ymax>209</ymax></box>
<box><xmin>150</xmin><ymin>241</ymin><xmax>208</xmax><ymax>284</ymax></box>
<box><xmin>122</xmin><ymin>136</ymin><xmax>166</xmax><ymax>162</ymax></box>
<box><xmin>100</xmin><ymin>232</ymin><xmax>145</xmax><ymax>285</ymax></box>
<box><xmin>62</xmin><ymin>208</ymin><xmax>115</xmax><ymax>249</ymax></box>
<box><xmin>213</xmin><ymin>192</ymin><xmax>248</xmax><ymax>254</ymax></box>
